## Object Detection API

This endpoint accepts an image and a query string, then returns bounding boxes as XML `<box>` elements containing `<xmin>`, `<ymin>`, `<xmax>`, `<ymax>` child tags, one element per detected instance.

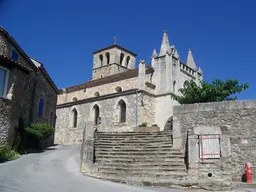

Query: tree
<box><xmin>171</xmin><ymin>79</ymin><xmax>249</xmax><ymax>104</ymax></box>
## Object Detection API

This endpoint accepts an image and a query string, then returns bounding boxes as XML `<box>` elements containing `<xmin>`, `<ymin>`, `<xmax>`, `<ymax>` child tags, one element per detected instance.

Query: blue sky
<box><xmin>0</xmin><ymin>0</ymin><xmax>255</xmax><ymax>99</ymax></box>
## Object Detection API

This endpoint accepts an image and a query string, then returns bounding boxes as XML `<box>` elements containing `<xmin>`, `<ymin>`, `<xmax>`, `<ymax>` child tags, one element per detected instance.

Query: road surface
<box><xmin>0</xmin><ymin>145</ymin><xmax>191</xmax><ymax>192</ymax></box>
<box><xmin>0</xmin><ymin>145</ymin><xmax>255</xmax><ymax>192</ymax></box>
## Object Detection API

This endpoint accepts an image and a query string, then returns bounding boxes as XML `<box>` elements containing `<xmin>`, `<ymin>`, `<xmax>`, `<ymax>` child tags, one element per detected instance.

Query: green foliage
<box><xmin>139</xmin><ymin>122</ymin><xmax>148</xmax><ymax>127</ymax></box>
<box><xmin>171</xmin><ymin>79</ymin><xmax>249</xmax><ymax>104</ymax></box>
<box><xmin>25</xmin><ymin>123</ymin><xmax>54</xmax><ymax>140</ymax></box>
<box><xmin>0</xmin><ymin>145</ymin><xmax>20</xmax><ymax>162</ymax></box>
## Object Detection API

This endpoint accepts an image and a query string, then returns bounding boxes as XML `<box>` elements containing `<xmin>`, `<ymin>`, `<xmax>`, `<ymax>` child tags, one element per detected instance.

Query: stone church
<box><xmin>55</xmin><ymin>31</ymin><xmax>203</xmax><ymax>145</ymax></box>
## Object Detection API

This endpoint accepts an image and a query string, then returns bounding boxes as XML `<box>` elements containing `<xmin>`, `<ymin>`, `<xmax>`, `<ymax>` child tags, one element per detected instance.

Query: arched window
<box><xmin>99</xmin><ymin>54</ymin><xmax>103</xmax><ymax>66</ymax></box>
<box><xmin>93</xmin><ymin>105</ymin><xmax>100</xmax><ymax>125</ymax></box>
<box><xmin>94</xmin><ymin>92</ymin><xmax>100</xmax><ymax>97</ymax></box>
<box><xmin>126</xmin><ymin>56</ymin><xmax>130</xmax><ymax>68</ymax></box>
<box><xmin>120</xmin><ymin>53</ymin><xmax>124</xmax><ymax>65</ymax></box>
<box><xmin>38</xmin><ymin>98</ymin><xmax>44</xmax><ymax>117</ymax></box>
<box><xmin>119</xmin><ymin>100</ymin><xmax>126</xmax><ymax>123</ymax></box>
<box><xmin>73</xmin><ymin>97</ymin><xmax>77</xmax><ymax>101</ymax></box>
<box><xmin>115</xmin><ymin>86</ymin><xmax>122</xmax><ymax>92</ymax></box>
<box><xmin>72</xmin><ymin>108</ymin><xmax>78</xmax><ymax>128</ymax></box>
<box><xmin>173</xmin><ymin>81</ymin><xmax>176</xmax><ymax>94</ymax></box>
<box><xmin>106</xmin><ymin>52</ymin><xmax>110</xmax><ymax>65</ymax></box>
<box><xmin>184</xmin><ymin>80</ymin><xmax>190</xmax><ymax>88</ymax></box>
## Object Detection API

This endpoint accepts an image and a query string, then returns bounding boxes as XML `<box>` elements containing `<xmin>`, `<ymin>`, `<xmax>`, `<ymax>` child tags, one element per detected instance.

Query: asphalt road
<box><xmin>0</xmin><ymin>145</ymin><xmax>190</xmax><ymax>192</ymax></box>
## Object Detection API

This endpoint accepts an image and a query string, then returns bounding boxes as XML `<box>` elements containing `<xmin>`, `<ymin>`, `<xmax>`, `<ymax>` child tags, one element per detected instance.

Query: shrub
<box><xmin>151</xmin><ymin>124</ymin><xmax>158</xmax><ymax>127</ymax></box>
<box><xmin>25</xmin><ymin>123</ymin><xmax>54</xmax><ymax>140</ymax></box>
<box><xmin>0</xmin><ymin>145</ymin><xmax>20</xmax><ymax>162</ymax></box>
<box><xmin>141</xmin><ymin>122</ymin><xmax>148</xmax><ymax>127</ymax></box>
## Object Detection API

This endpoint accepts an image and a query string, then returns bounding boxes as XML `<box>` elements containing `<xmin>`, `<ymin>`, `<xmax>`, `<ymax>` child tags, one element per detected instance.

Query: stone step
<box><xmin>96</xmin><ymin>158</ymin><xmax>185</xmax><ymax>164</ymax></box>
<box><xmin>97</xmin><ymin>164</ymin><xmax>186</xmax><ymax>169</ymax></box>
<box><xmin>95</xmin><ymin>147</ymin><xmax>177</xmax><ymax>152</ymax></box>
<box><xmin>97</xmin><ymin>161</ymin><xmax>185</xmax><ymax>166</ymax></box>
<box><xmin>89</xmin><ymin>174</ymin><xmax>185</xmax><ymax>188</ymax></box>
<box><xmin>96</xmin><ymin>170</ymin><xmax>187</xmax><ymax>178</ymax></box>
<box><xmin>95</xmin><ymin>137</ymin><xmax>172</xmax><ymax>141</ymax></box>
<box><xmin>94</xmin><ymin>144</ymin><xmax>173</xmax><ymax>149</ymax></box>
<box><xmin>96</xmin><ymin>154</ymin><xmax>184</xmax><ymax>160</ymax></box>
<box><xmin>95</xmin><ymin>141</ymin><xmax>172</xmax><ymax>145</ymax></box>
<box><xmin>98</xmin><ymin>166</ymin><xmax>187</xmax><ymax>173</ymax></box>
<box><xmin>94</xmin><ymin>142</ymin><xmax>172</xmax><ymax>146</ymax></box>
<box><xmin>95</xmin><ymin>151</ymin><xmax>183</xmax><ymax>156</ymax></box>
<box><xmin>95</xmin><ymin>131</ymin><xmax>171</xmax><ymax>136</ymax></box>
<box><xmin>95</xmin><ymin>134</ymin><xmax>172</xmax><ymax>138</ymax></box>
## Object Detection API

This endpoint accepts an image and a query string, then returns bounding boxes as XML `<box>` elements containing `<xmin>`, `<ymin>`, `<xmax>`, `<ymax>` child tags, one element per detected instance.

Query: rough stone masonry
<box><xmin>172</xmin><ymin>100</ymin><xmax>256</xmax><ymax>185</ymax></box>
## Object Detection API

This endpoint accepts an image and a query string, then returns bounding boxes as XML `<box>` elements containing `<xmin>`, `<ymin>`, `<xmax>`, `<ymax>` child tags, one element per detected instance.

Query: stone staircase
<box><xmin>91</xmin><ymin>131</ymin><xmax>187</xmax><ymax>187</ymax></box>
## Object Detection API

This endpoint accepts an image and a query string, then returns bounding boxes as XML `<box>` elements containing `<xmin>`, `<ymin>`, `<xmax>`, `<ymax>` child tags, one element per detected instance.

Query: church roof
<box><xmin>93</xmin><ymin>44</ymin><xmax>137</xmax><ymax>56</ymax></box>
<box><xmin>59</xmin><ymin>66</ymin><xmax>154</xmax><ymax>94</ymax></box>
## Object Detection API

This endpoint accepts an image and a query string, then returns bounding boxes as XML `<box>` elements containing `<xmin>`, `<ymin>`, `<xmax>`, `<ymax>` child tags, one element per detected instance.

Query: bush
<box><xmin>0</xmin><ymin>145</ymin><xmax>20</xmax><ymax>162</ymax></box>
<box><xmin>151</xmin><ymin>124</ymin><xmax>158</xmax><ymax>127</ymax></box>
<box><xmin>24</xmin><ymin>123</ymin><xmax>54</xmax><ymax>149</ymax></box>
<box><xmin>140</xmin><ymin>122</ymin><xmax>148</xmax><ymax>127</ymax></box>
<box><xmin>25</xmin><ymin>123</ymin><xmax>54</xmax><ymax>140</ymax></box>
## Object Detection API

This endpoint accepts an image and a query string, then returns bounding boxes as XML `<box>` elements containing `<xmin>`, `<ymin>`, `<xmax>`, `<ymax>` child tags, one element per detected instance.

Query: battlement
<box><xmin>180</xmin><ymin>62</ymin><xmax>197</xmax><ymax>77</ymax></box>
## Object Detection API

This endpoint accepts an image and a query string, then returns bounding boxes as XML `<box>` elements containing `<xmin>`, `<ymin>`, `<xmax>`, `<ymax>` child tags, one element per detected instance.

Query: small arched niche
<box><xmin>173</xmin><ymin>81</ymin><xmax>176</xmax><ymax>94</ymax></box>
<box><xmin>71</xmin><ymin>108</ymin><xmax>78</xmax><ymax>128</ymax></box>
<box><xmin>94</xmin><ymin>92</ymin><xmax>100</xmax><ymax>97</ymax></box>
<box><xmin>126</xmin><ymin>56</ymin><xmax>130</xmax><ymax>68</ymax></box>
<box><xmin>99</xmin><ymin>54</ymin><xmax>103</xmax><ymax>66</ymax></box>
<box><xmin>118</xmin><ymin>100</ymin><xmax>126</xmax><ymax>123</ymax></box>
<box><xmin>93</xmin><ymin>105</ymin><xmax>100</xmax><ymax>125</ymax></box>
<box><xmin>115</xmin><ymin>86</ymin><xmax>122</xmax><ymax>93</ymax></box>
<box><xmin>120</xmin><ymin>53</ymin><xmax>125</xmax><ymax>65</ymax></box>
<box><xmin>106</xmin><ymin>52</ymin><xmax>110</xmax><ymax>65</ymax></box>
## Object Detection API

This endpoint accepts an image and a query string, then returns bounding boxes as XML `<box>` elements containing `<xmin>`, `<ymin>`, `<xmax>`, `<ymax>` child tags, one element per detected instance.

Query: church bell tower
<box><xmin>92</xmin><ymin>41</ymin><xmax>137</xmax><ymax>80</ymax></box>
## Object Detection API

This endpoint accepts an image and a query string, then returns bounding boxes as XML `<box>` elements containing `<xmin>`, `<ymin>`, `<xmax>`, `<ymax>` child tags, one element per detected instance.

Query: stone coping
<box><xmin>173</xmin><ymin>100</ymin><xmax>256</xmax><ymax>114</ymax></box>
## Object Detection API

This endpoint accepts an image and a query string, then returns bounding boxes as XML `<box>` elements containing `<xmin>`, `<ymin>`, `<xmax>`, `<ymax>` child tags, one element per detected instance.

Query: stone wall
<box><xmin>173</xmin><ymin>100</ymin><xmax>256</xmax><ymax>182</ymax></box>
<box><xmin>31</xmin><ymin>69</ymin><xmax>57</xmax><ymax>127</ymax></box>
<box><xmin>0</xmin><ymin>27</ymin><xmax>57</xmax><ymax>146</ymax></box>
<box><xmin>57</xmin><ymin>77</ymin><xmax>138</xmax><ymax>105</ymax></box>
<box><xmin>140</xmin><ymin>93</ymin><xmax>155</xmax><ymax>126</ymax></box>
<box><xmin>0</xmin><ymin>99</ymin><xmax>11</xmax><ymax>145</ymax></box>
<box><xmin>55</xmin><ymin>92</ymin><xmax>140</xmax><ymax>145</ymax></box>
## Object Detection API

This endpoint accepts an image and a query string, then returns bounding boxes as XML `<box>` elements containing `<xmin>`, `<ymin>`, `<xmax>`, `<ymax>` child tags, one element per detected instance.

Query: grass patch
<box><xmin>0</xmin><ymin>145</ymin><xmax>20</xmax><ymax>162</ymax></box>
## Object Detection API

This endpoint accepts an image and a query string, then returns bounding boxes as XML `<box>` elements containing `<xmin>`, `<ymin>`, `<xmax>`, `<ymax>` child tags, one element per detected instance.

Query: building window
<box><xmin>106</xmin><ymin>52</ymin><xmax>110</xmax><ymax>65</ymax></box>
<box><xmin>73</xmin><ymin>97</ymin><xmax>78</xmax><ymax>101</ymax></box>
<box><xmin>126</xmin><ymin>56</ymin><xmax>130</xmax><ymax>68</ymax></box>
<box><xmin>11</xmin><ymin>49</ymin><xmax>18</xmax><ymax>61</ymax></box>
<box><xmin>0</xmin><ymin>67</ymin><xmax>8</xmax><ymax>98</ymax></box>
<box><xmin>184</xmin><ymin>80</ymin><xmax>189</xmax><ymax>88</ymax></box>
<box><xmin>173</xmin><ymin>81</ymin><xmax>176</xmax><ymax>94</ymax></box>
<box><xmin>71</xmin><ymin>108</ymin><xmax>78</xmax><ymax>128</ymax></box>
<box><xmin>120</xmin><ymin>53</ymin><xmax>124</xmax><ymax>65</ymax></box>
<box><xmin>115</xmin><ymin>86</ymin><xmax>122</xmax><ymax>92</ymax></box>
<box><xmin>38</xmin><ymin>98</ymin><xmax>44</xmax><ymax>117</ymax></box>
<box><xmin>199</xmin><ymin>134</ymin><xmax>221</xmax><ymax>159</ymax></box>
<box><xmin>99</xmin><ymin>54</ymin><xmax>103</xmax><ymax>66</ymax></box>
<box><xmin>93</xmin><ymin>105</ymin><xmax>100</xmax><ymax>125</ymax></box>
<box><xmin>119</xmin><ymin>100</ymin><xmax>126</xmax><ymax>123</ymax></box>
<box><xmin>94</xmin><ymin>92</ymin><xmax>100</xmax><ymax>97</ymax></box>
